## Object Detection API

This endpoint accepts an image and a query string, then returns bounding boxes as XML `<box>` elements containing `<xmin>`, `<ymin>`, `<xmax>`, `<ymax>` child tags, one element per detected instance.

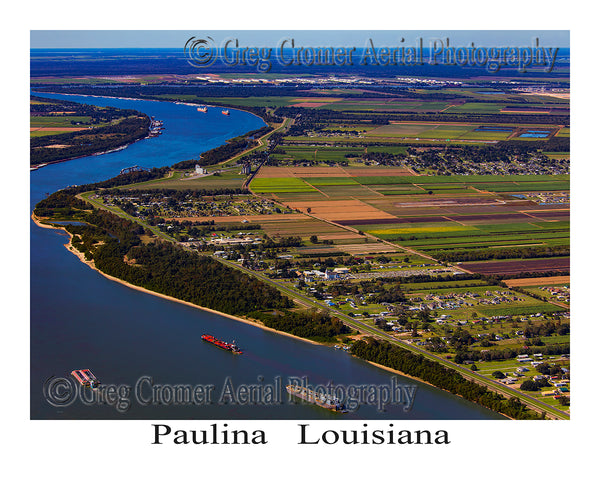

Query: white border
<box><xmin>6</xmin><ymin>1</ymin><xmax>594</xmax><ymax>477</ymax></box>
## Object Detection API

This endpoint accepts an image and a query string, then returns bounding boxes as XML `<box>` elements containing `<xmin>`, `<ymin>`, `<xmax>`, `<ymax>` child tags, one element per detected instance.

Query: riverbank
<box><xmin>31</xmin><ymin>90</ymin><xmax>268</xmax><ymax>126</ymax></box>
<box><xmin>363</xmin><ymin>360</ymin><xmax>511</xmax><ymax>420</ymax></box>
<box><xmin>32</xmin><ymin>213</ymin><xmax>528</xmax><ymax>420</ymax></box>
<box><xmin>32</xmin><ymin>213</ymin><xmax>321</xmax><ymax>347</ymax></box>
<box><xmin>29</xmin><ymin>120</ymin><xmax>151</xmax><ymax>171</ymax></box>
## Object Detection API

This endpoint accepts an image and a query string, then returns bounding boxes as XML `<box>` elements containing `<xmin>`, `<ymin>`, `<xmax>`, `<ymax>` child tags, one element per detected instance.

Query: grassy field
<box><xmin>30</xmin><ymin>115</ymin><xmax>93</xmax><ymax>128</ymax></box>
<box><xmin>131</xmin><ymin>171</ymin><xmax>247</xmax><ymax>191</ymax></box>
<box><xmin>250</xmin><ymin>177</ymin><xmax>317</xmax><ymax>193</ymax></box>
<box><xmin>272</xmin><ymin>145</ymin><xmax>364</xmax><ymax>164</ymax></box>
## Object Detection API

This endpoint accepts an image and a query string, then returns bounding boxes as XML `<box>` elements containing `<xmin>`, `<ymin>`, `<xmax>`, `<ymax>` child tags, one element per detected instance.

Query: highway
<box><xmin>214</xmin><ymin>256</ymin><xmax>570</xmax><ymax>420</ymax></box>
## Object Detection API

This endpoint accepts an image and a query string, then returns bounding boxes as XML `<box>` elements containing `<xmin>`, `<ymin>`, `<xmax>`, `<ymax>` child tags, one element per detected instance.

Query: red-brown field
<box><xmin>504</xmin><ymin>276</ymin><xmax>570</xmax><ymax>287</ymax></box>
<box><xmin>285</xmin><ymin>199</ymin><xmax>397</xmax><ymax>222</ymax></box>
<box><xmin>524</xmin><ymin>210</ymin><xmax>569</xmax><ymax>220</ymax></box>
<box><xmin>342</xmin><ymin>167</ymin><xmax>414</xmax><ymax>177</ymax></box>
<box><xmin>335</xmin><ymin>243</ymin><xmax>399</xmax><ymax>254</ymax></box>
<box><xmin>461</xmin><ymin>258</ymin><xmax>570</xmax><ymax>275</ymax></box>
<box><xmin>337</xmin><ymin>215</ymin><xmax>449</xmax><ymax>226</ymax></box>
<box><xmin>30</xmin><ymin>127</ymin><xmax>88</xmax><ymax>132</ymax></box>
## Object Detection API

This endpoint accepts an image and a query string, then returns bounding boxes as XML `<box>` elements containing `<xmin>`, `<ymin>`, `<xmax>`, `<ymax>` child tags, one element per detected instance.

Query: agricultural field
<box><xmin>250</xmin><ymin>177</ymin><xmax>319</xmax><ymax>193</ymax></box>
<box><xmin>31</xmin><ymin>69</ymin><xmax>571</xmax><ymax>418</ymax></box>
<box><xmin>248</xmin><ymin>166</ymin><xmax>569</xmax><ymax>277</ymax></box>
<box><xmin>270</xmin><ymin>145</ymin><xmax>365</xmax><ymax>164</ymax></box>
<box><xmin>90</xmin><ymin>153</ymin><xmax>570</xmax><ymax>414</ymax></box>
<box><xmin>364</xmin><ymin>122</ymin><xmax>510</xmax><ymax>141</ymax></box>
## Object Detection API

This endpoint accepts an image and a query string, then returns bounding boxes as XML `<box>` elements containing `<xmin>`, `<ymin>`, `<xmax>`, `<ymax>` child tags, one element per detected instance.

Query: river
<box><xmin>30</xmin><ymin>92</ymin><xmax>501</xmax><ymax>419</ymax></box>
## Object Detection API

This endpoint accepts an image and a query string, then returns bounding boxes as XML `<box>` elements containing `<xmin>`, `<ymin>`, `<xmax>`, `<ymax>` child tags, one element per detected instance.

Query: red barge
<box><xmin>71</xmin><ymin>369</ymin><xmax>100</xmax><ymax>388</ymax></box>
<box><xmin>201</xmin><ymin>334</ymin><xmax>243</xmax><ymax>354</ymax></box>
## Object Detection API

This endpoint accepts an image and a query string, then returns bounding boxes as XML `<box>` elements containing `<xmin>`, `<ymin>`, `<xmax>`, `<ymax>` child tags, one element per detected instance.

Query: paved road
<box><xmin>214</xmin><ymin>257</ymin><xmax>569</xmax><ymax>420</ymax></box>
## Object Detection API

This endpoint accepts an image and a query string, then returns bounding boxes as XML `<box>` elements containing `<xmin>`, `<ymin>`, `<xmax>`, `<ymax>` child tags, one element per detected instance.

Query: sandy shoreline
<box><xmin>31</xmin><ymin>214</ymin><xmax>320</xmax><ymax>347</ymax></box>
<box><xmin>32</xmin><ymin>214</ymin><xmax>521</xmax><ymax>419</ymax></box>
<box><xmin>364</xmin><ymin>360</ymin><xmax>512</xmax><ymax>419</ymax></box>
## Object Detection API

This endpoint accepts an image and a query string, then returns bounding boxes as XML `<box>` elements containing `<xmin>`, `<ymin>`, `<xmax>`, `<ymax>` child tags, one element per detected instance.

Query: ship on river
<box><xmin>286</xmin><ymin>384</ymin><xmax>347</xmax><ymax>412</ymax></box>
<box><xmin>201</xmin><ymin>334</ymin><xmax>242</xmax><ymax>354</ymax></box>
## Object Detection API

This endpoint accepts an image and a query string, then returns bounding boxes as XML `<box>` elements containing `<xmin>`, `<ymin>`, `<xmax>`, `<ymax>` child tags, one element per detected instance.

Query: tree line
<box><xmin>350</xmin><ymin>337</ymin><xmax>543</xmax><ymax>419</ymax></box>
<box><xmin>250</xmin><ymin>309</ymin><xmax>350</xmax><ymax>342</ymax></box>
<box><xmin>432</xmin><ymin>245</ymin><xmax>569</xmax><ymax>263</ymax></box>
<box><xmin>454</xmin><ymin>342</ymin><xmax>569</xmax><ymax>364</ymax></box>
<box><xmin>31</xmin><ymin>114</ymin><xmax>150</xmax><ymax>165</ymax></box>
<box><xmin>34</xmin><ymin>187</ymin><xmax>352</xmax><ymax>341</ymax></box>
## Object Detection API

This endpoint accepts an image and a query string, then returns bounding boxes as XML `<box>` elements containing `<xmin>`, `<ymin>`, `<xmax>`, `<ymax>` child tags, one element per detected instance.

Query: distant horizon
<box><xmin>30</xmin><ymin>30</ymin><xmax>570</xmax><ymax>49</ymax></box>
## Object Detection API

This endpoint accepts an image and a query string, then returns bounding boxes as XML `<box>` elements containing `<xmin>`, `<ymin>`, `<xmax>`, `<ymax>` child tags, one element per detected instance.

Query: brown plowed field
<box><xmin>337</xmin><ymin>216</ymin><xmax>448</xmax><ymax>226</ymax></box>
<box><xmin>335</xmin><ymin>243</ymin><xmax>399</xmax><ymax>254</ymax></box>
<box><xmin>30</xmin><ymin>127</ymin><xmax>88</xmax><ymax>132</ymax></box>
<box><xmin>446</xmin><ymin>213</ymin><xmax>539</xmax><ymax>222</ymax></box>
<box><xmin>524</xmin><ymin>210</ymin><xmax>570</xmax><ymax>219</ymax></box>
<box><xmin>462</xmin><ymin>257</ymin><xmax>570</xmax><ymax>275</ymax></box>
<box><xmin>343</xmin><ymin>167</ymin><xmax>414</xmax><ymax>177</ymax></box>
<box><xmin>504</xmin><ymin>276</ymin><xmax>570</xmax><ymax>287</ymax></box>
<box><xmin>286</xmin><ymin>199</ymin><xmax>395</xmax><ymax>221</ymax></box>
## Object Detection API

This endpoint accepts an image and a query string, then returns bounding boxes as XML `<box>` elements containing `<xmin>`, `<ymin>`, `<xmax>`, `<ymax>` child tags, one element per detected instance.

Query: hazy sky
<box><xmin>30</xmin><ymin>30</ymin><xmax>570</xmax><ymax>49</ymax></box>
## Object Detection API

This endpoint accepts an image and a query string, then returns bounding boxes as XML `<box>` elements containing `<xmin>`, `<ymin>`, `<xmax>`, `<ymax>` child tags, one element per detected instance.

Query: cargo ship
<box><xmin>221</xmin><ymin>109</ymin><xmax>230</xmax><ymax>115</ymax></box>
<box><xmin>201</xmin><ymin>334</ymin><xmax>242</xmax><ymax>354</ymax></box>
<box><xmin>286</xmin><ymin>384</ymin><xmax>346</xmax><ymax>412</ymax></box>
<box><xmin>71</xmin><ymin>369</ymin><xmax>100</xmax><ymax>388</ymax></box>
<box><xmin>197</xmin><ymin>106</ymin><xmax>208</xmax><ymax>113</ymax></box>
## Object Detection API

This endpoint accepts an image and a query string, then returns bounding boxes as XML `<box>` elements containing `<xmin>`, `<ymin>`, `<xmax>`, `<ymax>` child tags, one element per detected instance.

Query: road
<box><xmin>83</xmin><ymin>185</ymin><xmax>569</xmax><ymax>420</ymax></box>
<box><xmin>212</xmin><ymin>256</ymin><xmax>569</xmax><ymax>420</ymax></box>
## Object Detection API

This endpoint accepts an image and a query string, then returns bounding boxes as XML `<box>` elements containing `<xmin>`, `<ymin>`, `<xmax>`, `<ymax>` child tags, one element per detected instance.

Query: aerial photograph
<box><xmin>20</xmin><ymin>18</ymin><xmax>588</xmax><ymax>478</ymax></box>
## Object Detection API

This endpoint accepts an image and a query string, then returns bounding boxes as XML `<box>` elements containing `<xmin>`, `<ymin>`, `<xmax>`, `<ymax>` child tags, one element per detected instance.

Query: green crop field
<box><xmin>444</xmin><ymin>102</ymin><xmax>506</xmax><ymax>113</ymax></box>
<box><xmin>250</xmin><ymin>177</ymin><xmax>317</xmax><ymax>193</ymax></box>
<box><xmin>354</xmin><ymin>176</ymin><xmax>416</xmax><ymax>185</ymax></box>
<box><xmin>473</xmin><ymin>181</ymin><xmax>570</xmax><ymax>192</ymax></box>
<box><xmin>31</xmin><ymin>115</ymin><xmax>94</xmax><ymax>128</ymax></box>
<box><xmin>274</xmin><ymin>145</ymin><xmax>364</xmax><ymax>163</ymax></box>
<box><xmin>366</xmin><ymin>145</ymin><xmax>409</xmax><ymax>155</ymax></box>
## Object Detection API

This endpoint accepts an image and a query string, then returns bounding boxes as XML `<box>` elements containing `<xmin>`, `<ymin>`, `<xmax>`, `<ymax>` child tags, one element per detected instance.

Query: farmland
<box><xmin>247</xmin><ymin>165</ymin><xmax>569</xmax><ymax>278</ymax></box>
<box><xmin>41</xmin><ymin>75</ymin><xmax>569</xmax><ymax>417</ymax></box>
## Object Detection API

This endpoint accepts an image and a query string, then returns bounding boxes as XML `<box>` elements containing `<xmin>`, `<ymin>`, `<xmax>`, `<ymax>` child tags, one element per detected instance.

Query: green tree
<box><xmin>520</xmin><ymin>379</ymin><xmax>539</xmax><ymax>391</ymax></box>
